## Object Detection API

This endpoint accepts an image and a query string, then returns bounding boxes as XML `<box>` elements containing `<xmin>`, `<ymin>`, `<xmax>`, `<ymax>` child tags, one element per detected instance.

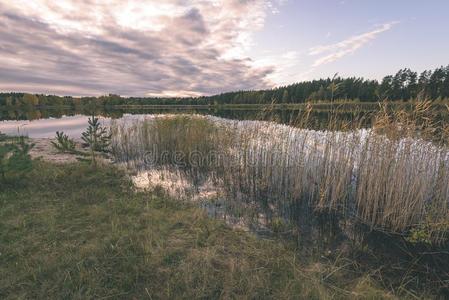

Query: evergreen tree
<box><xmin>81</xmin><ymin>116</ymin><xmax>111</xmax><ymax>166</ymax></box>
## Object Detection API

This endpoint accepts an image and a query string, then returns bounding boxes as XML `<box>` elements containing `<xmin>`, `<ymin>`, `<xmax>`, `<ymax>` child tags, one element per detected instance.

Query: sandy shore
<box><xmin>29</xmin><ymin>138</ymin><xmax>86</xmax><ymax>164</ymax></box>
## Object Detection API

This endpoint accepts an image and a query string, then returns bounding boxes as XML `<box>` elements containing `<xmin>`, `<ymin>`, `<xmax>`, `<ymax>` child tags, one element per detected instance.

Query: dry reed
<box><xmin>110</xmin><ymin>103</ymin><xmax>449</xmax><ymax>244</ymax></box>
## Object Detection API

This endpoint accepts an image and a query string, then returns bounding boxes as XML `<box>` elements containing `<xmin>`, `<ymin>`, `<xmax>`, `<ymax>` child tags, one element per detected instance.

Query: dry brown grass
<box><xmin>1</xmin><ymin>161</ymin><xmax>402</xmax><ymax>299</ymax></box>
<box><xmin>111</xmin><ymin>103</ymin><xmax>449</xmax><ymax>245</ymax></box>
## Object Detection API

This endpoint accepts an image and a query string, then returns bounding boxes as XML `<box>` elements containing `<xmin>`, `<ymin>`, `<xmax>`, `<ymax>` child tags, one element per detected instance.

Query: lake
<box><xmin>0</xmin><ymin>107</ymin><xmax>371</xmax><ymax>138</ymax></box>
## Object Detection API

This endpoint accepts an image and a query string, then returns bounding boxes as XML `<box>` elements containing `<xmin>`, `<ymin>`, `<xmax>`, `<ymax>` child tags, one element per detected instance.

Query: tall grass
<box><xmin>111</xmin><ymin>103</ymin><xmax>449</xmax><ymax>245</ymax></box>
<box><xmin>6</xmin><ymin>161</ymin><xmax>374</xmax><ymax>299</ymax></box>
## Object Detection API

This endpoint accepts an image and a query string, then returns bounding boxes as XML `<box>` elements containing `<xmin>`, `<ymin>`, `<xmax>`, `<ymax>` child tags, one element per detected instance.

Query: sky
<box><xmin>0</xmin><ymin>0</ymin><xmax>448</xmax><ymax>97</ymax></box>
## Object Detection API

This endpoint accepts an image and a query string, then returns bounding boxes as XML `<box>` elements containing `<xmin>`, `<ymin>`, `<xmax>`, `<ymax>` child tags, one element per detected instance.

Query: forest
<box><xmin>1</xmin><ymin>65</ymin><xmax>448</xmax><ymax>108</ymax></box>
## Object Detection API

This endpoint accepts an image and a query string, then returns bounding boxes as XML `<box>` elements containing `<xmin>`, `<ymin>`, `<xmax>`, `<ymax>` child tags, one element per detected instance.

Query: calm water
<box><xmin>0</xmin><ymin>107</ymin><xmax>369</xmax><ymax>138</ymax></box>
<box><xmin>1</xmin><ymin>115</ymin><xmax>110</xmax><ymax>138</ymax></box>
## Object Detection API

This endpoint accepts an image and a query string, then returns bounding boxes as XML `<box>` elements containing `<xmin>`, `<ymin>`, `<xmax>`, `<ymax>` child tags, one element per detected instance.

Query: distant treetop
<box><xmin>1</xmin><ymin>65</ymin><xmax>448</xmax><ymax>107</ymax></box>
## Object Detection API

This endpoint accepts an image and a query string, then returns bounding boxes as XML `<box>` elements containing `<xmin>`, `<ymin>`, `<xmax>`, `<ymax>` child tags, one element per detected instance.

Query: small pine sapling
<box><xmin>81</xmin><ymin>116</ymin><xmax>111</xmax><ymax>166</ymax></box>
<box><xmin>0</xmin><ymin>136</ymin><xmax>34</xmax><ymax>182</ymax></box>
<box><xmin>0</xmin><ymin>131</ymin><xmax>8</xmax><ymax>142</ymax></box>
<box><xmin>51</xmin><ymin>131</ymin><xmax>76</xmax><ymax>153</ymax></box>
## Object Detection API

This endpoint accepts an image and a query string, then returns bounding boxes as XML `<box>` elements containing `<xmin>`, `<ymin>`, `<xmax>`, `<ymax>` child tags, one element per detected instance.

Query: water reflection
<box><xmin>0</xmin><ymin>115</ymin><xmax>105</xmax><ymax>138</ymax></box>
<box><xmin>0</xmin><ymin>107</ymin><xmax>373</xmax><ymax>138</ymax></box>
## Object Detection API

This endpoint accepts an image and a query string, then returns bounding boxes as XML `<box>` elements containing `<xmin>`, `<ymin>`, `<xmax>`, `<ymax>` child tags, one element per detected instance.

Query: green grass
<box><xmin>0</xmin><ymin>161</ymin><xmax>399</xmax><ymax>299</ymax></box>
<box><xmin>0</xmin><ymin>132</ymin><xmax>8</xmax><ymax>142</ymax></box>
<box><xmin>0</xmin><ymin>133</ymin><xmax>18</xmax><ymax>142</ymax></box>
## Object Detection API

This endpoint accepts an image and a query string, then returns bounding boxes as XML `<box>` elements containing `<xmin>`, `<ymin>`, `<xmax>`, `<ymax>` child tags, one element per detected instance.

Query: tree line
<box><xmin>1</xmin><ymin>65</ymin><xmax>448</xmax><ymax>108</ymax></box>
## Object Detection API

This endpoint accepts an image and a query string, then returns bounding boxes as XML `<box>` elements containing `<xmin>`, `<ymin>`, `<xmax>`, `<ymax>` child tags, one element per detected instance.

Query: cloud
<box><xmin>251</xmin><ymin>51</ymin><xmax>300</xmax><ymax>86</ymax></box>
<box><xmin>0</xmin><ymin>0</ymin><xmax>286</xmax><ymax>97</ymax></box>
<box><xmin>309</xmin><ymin>21</ymin><xmax>398</xmax><ymax>67</ymax></box>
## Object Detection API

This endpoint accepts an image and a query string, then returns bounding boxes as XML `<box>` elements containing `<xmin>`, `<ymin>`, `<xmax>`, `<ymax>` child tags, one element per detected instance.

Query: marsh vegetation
<box><xmin>110</xmin><ymin>102</ymin><xmax>449</xmax><ymax>296</ymax></box>
<box><xmin>111</xmin><ymin>103</ymin><xmax>449</xmax><ymax>242</ymax></box>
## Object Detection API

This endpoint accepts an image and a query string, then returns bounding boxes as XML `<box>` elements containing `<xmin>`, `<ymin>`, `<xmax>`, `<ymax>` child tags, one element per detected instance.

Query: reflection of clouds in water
<box><xmin>0</xmin><ymin>115</ymin><xmax>110</xmax><ymax>138</ymax></box>
<box><xmin>0</xmin><ymin>114</ymin><xmax>157</xmax><ymax>138</ymax></box>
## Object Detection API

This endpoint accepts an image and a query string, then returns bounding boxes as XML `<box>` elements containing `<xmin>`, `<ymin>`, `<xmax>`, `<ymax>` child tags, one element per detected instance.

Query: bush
<box><xmin>0</xmin><ymin>131</ymin><xmax>8</xmax><ymax>142</ymax></box>
<box><xmin>0</xmin><ymin>136</ymin><xmax>34</xmax><ymax>182</ymax></box>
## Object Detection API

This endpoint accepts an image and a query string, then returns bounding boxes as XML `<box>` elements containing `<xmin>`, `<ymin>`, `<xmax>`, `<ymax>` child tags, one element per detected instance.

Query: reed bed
<box><xmin>111</xmin><ymin>104</ymin><xmax>449</xmax><ymax>245</ymax></box>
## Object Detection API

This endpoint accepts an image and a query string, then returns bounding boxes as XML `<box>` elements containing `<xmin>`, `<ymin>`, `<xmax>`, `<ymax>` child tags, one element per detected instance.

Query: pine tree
<box><xmin>81</xmin><ymin>116</ymin><xmax>111</xmax><ymax>166</ymax></box>
<box><xmin>0</xmin><ymin>137</ymin><xmax>34</xmax><ymax>182</ymax></box>
<box><xmin>51</xmin><ymin>131</ymin><xmax>76</xmax><ymax>153</ymax></box>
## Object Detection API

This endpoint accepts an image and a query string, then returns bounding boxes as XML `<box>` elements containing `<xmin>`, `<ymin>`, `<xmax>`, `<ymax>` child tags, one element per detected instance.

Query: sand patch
<box><xmin>28</xmin><ymin>138</ymin><xmax>85</xmax><ymax>164</ymax></box>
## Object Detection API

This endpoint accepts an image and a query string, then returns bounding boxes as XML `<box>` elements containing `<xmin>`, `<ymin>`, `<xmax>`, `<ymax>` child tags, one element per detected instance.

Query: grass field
<box><xmin>0</xmin><ymin>161</ymin><xmax>403</xmax><ymax>299</ymax></box>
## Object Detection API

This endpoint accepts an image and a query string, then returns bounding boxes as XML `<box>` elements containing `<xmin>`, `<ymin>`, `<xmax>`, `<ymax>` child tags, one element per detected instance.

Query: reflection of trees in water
<box><xmin>0</xmin><ymin>107</ymin><xmax>378</xmax><ymax>130</ymax></box>
<box><xmin>1</xmin><ymin>106</ymin><xmax>447</xmax><ymax>130</ymax></box>
<box><xmin>0</xmin><ymin>107</ymin><xmax>113</xmax><ymax>121</ymax></box>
